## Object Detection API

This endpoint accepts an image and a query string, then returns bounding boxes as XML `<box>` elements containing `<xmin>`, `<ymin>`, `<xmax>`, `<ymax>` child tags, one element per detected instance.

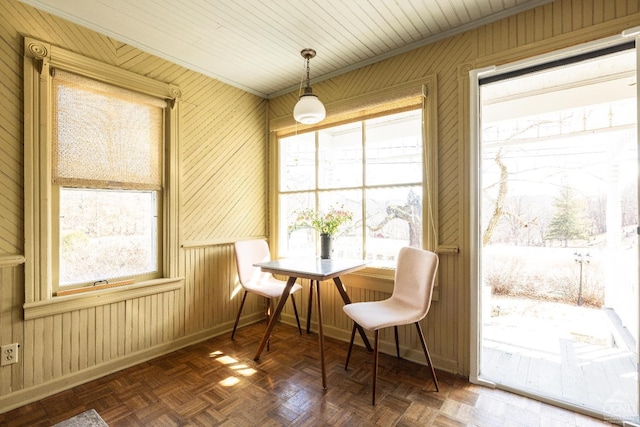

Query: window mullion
<box><xmin>362</xmin><ymin>121</ymin><xmax>367</xmax><ymax>260</ymax></box>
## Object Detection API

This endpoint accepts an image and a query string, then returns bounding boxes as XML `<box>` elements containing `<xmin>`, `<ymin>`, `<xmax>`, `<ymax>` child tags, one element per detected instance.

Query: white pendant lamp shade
<box><xmin>293</xmin><ymin>92</ymin><xmax>326</xmax><ymax>124</ymax></box>
<box><xmin>293</xmin><ymin>48</ymin><xmax>325</xmax><ymax>125</ymax></box>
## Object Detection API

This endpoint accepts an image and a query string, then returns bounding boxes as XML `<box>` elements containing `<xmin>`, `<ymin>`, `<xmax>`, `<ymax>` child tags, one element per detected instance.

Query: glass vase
<box><xmin>320</xmin><ymin>233</ymin><xmax>332</xmax><ymax>259</ymax></box>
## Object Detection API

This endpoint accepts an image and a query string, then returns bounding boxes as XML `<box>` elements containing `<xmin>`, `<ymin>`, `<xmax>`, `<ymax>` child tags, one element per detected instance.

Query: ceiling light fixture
<box><xmin>293</xmin><ymin>48</ymin><xmax>326</xmax><ymax>125</ymax></box>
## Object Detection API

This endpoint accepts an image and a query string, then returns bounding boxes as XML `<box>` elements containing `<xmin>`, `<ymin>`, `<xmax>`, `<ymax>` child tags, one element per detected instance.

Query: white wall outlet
<box><xmin>1</xmin><ymin>343</ymin><xmax>19</xmax><ymax>366</ymax></box>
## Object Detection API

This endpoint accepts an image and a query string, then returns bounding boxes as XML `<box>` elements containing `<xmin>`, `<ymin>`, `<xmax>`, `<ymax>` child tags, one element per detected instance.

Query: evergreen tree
<box><xmin>546</xmin><ymin>186</ymin><xmax>589</xmax><ymax>247</ymax></box>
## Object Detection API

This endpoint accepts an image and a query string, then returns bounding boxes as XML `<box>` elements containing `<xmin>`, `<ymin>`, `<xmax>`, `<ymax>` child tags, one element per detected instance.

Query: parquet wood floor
<box><xmin>1</xmin><ymin>322</ymin><xmax>614</xmax><ymax>426</ymax></box>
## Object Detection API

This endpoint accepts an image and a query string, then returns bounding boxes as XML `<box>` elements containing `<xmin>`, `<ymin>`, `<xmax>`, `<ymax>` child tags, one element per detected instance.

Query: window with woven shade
<box><xmin>23</xmin><ymin>36</ymin><xmax>182</xmax><ymax>316</ymax></box>
<box><xmin>51</xmin><ymin>70</ymin><xmax>165</xmax><ymax>288</ymax></box>
<box><xmin>268</xmin><ymin>77</ymin><xmax>439</xmax><ymax>298</ymax></box>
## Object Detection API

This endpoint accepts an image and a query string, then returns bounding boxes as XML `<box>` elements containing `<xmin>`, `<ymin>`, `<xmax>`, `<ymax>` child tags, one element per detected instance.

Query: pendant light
<box><xmin>293</xmin><ymin>48</ymin><xmax>326</xmax><ymax>125</ymax></box>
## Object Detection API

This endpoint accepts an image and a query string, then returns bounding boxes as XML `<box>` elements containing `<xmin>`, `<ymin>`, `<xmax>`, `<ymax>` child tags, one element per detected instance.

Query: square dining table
<box><xmin>253</xmin><ymin>257</ymin><xmax>372</xmax><ymax>389</ymax></box>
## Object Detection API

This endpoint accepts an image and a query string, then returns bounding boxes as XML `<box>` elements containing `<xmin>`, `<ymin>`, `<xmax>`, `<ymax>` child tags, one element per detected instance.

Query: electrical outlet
<box><xmin>1</xmin><ymin>343</ymin><xmax>19</xmax><ymax>366</ymax></box>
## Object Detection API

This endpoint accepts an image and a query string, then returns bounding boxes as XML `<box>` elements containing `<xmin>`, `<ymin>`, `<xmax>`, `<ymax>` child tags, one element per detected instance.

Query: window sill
<box><xmin>346</xmin><ymin>261</ymin><xmax>444</xmax><ymax>301</ymax></box>
<box><xmin>342</xmin><ymin>268</ymin><xmax>395</xmax><ymax>293</ymax></box>
<box><xmin>23</xmin><ymin>277</ymin><xmax>184</xmax><ymax>320</ymax></box>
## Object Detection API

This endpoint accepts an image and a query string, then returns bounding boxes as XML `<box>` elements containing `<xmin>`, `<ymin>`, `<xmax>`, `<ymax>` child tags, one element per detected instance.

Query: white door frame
<box><xmin>469</xmin><ymin>27</ymin><xmax>640</xmax><ymax>420</ymax></box>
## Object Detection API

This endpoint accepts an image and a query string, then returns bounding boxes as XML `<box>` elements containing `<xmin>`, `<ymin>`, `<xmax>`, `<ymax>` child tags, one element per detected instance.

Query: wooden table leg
<box><xmin>316</xmin><ymin>277</ymin><xmax>327</xmax><ymax>389</ymax></box>
<box><xmin>254</xmin><ymin>275</ymin><xmax>297</xmax><ymax>361</ymax></box>
<box><xmin>333</xmin><ymin>276</ymin><xmax>373</xmax><ymax>351</ymax></box>
<box><xmin>306</xmin><ymin>280</ymin><xmax>314</xmax><ymax>334</ymax></box>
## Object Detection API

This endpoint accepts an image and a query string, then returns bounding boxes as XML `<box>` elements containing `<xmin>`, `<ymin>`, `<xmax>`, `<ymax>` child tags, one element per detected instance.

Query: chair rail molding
<box><xmin>0</xmin><ymin>255</ymin><xmax>26</xmax><ymax>268</ymax></box>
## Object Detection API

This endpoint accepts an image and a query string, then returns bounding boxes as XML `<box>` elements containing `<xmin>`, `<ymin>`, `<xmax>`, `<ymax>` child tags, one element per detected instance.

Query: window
<box><xmin>52</xmin><ymin>71</ymin><xmax>164</xmax><ymax>289</ymax></box>
<box><xmin>278</xmin><ymin>109</ymin><xmax>424</xmax><ymax>268</ymax></box>
<box><xmin>23</xmin><ymin>37</ymin><xmax>182</xmax><ymax>316</ymax></box>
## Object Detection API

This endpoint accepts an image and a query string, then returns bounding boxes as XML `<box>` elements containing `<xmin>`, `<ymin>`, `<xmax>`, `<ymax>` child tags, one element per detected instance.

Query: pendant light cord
<box><xmin>297</xmin><ymin>57</ymin><xmax>307</xmax><ymax>98</ymax></box>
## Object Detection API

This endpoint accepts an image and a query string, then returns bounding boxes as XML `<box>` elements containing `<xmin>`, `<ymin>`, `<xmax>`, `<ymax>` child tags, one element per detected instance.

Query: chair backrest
<box><xmin>391</xmin><ymin>247</ymin><xmax>439</xmax><ymax>318</ymax></box>
<box><xmin>234</xmin><ymin>239</ymin><xmax>271</xmax><ymax>286</ymax></box>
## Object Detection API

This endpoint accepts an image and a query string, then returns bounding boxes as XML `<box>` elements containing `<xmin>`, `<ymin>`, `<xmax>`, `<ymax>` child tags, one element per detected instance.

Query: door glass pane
<box><xmin>479</xmin><ymin>48</ymin><xmax>638</xmax><ymax>423</ymax></box>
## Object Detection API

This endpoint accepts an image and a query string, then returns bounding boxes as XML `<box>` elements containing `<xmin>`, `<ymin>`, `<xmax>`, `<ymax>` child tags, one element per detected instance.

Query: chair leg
<box><xmin>345</xmin><ymin>323</ymin><xmax>357</xmax><ymax>370</ymax></box>
<box><xmin>394</xmin><ymin>326</ymin><xmax>400</xmax><ymax>359</ymax></box>
<box><xmin>306</xmin><ymin>280</ymin><xmax>314</xmax><ymax>333</ymax></box>
<box><xmin>266</xmin><ymin>298</ymin><xmax>272</xmax><ymax>352</ymax></box>
<box><xmin>231</xmin><ymin>291</ymin><xmax>248</xmax><ymax>340</ymax></box>
<box><xmin>372</xmin><ymin>329</ymin><xmax>379</xmax><ymax>405</ymax></box>
<box><xmin>290</xmin><ymin>293</ymin><xmax>302</xmax><ymax>335</ymax></box>
<box><xmin>415</xmin><ymin>322</ymin><xmax>439</xmax><ymax>392</ymax></box>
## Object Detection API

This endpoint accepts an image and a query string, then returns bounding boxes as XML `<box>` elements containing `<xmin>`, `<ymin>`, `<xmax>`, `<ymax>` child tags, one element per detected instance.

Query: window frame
<box><xmin>277</xmin><ymin>108</ymin><xmax>425</xmax><ymax>264</ymax></box>
<box><xmin>268</xmin><ymin>77</ymin><xmax>440</xmax><ymax>290</ymax></box>
<box><xmin>23</xmin><ymin>37</ymin><xmax>183</xmax><ymax>319</ymax></box>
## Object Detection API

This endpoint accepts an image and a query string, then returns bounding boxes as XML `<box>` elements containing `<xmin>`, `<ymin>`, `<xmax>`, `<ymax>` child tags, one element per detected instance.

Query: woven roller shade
<box><xmin>272</xmin><ymin>81</ymin><xmax>426</xmax><ymax>136</ymax></box>
<box><xmin>52</xmin><ymin>70</ymin><xmax>165</xmax><ymax>191</ymax></box>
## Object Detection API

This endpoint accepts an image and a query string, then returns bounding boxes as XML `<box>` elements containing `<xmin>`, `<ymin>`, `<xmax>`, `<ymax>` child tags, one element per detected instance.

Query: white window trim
<box><xmin>23</xmin><ymin>37</ymin><xmax>183</xmax><ymax>318</ymax></box>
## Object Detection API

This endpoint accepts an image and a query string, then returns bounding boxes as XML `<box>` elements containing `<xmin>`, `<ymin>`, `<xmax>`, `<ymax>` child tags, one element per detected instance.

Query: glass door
<box><xmin>474</xmin><ymin>44</ymin><xmax>639</xmax><ymax>423</ymax></box>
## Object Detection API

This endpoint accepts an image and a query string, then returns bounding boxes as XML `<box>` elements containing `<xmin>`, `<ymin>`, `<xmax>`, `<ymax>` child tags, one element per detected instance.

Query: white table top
<box><xmin>254</xmin><ymin>257</ymin><xmax>367</xmax><ymax>281</ymax></box>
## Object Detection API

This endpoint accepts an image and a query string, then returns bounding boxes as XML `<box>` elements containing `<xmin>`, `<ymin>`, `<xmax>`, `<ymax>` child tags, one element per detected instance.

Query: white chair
<box><xmin>232</xmin><ymin>239</ymin><xmax>302</xmax><ymax>341</ymax></box>
<box><xmin>343</xmin><ymin>246</ymin><xmax>439</xmax><ymax>405</ymax></box>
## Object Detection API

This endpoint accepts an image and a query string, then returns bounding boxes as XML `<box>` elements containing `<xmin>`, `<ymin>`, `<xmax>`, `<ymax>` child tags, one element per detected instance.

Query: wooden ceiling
<box><xmin>18</xmin><ymin>0</ymin><xmax>552</xmax><ymax>97</ymax></box>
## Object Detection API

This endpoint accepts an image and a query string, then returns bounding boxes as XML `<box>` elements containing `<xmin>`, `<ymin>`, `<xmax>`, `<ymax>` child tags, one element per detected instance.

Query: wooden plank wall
<box><xmin>0</xmin><ymin>259</ymin><xmax>24</xmax><ymax>401</ymax></box>
<box><xmin>0</xmin><ymin>0</ymin><xmax>639</xmax><ymax>414</ymax></box>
